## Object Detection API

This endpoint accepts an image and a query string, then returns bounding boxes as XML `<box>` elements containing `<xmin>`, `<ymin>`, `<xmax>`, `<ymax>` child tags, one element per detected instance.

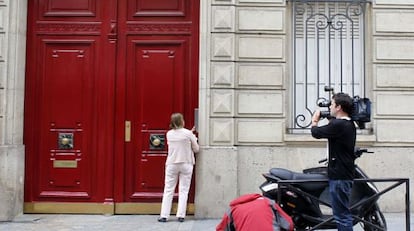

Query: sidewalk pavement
<box><xmin>0</xmin><ymin>213</ymin><xmax>411</xmax><ymax>231</ymax></box>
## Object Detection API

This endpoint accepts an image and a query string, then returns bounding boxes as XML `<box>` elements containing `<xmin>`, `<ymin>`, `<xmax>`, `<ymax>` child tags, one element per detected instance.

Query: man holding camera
<box><xmin>311</xmin><ymin>92</ymin><xmax>357</xmax><ymax>231</ymax></box>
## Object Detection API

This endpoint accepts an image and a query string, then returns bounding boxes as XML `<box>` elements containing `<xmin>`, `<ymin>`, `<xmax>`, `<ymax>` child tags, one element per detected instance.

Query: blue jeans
<box><xmin>329</xmin><ymin>180</ymin><xmax>353</xmax><ymax>231</ymax></box>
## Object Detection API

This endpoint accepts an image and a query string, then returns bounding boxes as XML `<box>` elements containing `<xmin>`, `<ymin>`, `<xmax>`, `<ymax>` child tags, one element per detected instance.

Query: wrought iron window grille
<box><xmin>289</xmin><ymin>0</ymin><xmax>370</xmax><ymax>132</ymax></box>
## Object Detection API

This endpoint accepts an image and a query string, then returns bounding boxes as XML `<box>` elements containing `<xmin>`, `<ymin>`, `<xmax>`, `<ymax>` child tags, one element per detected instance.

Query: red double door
<box><xmin>24</xmin><ymin>0</ymin><xmax>199</xmax><ymax>214</ymax></box>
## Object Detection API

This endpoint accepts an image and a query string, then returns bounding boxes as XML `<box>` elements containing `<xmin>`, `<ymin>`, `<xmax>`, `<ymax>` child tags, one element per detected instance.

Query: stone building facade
<box><xmin>195</xmin><ymin>0</ymin><xmax>414</xmax><ymax>218</ymax></box>
<box><xmin>0</xmin><ymin>0</ymin><xmax>413</xmax><ymax>220</ymax></box>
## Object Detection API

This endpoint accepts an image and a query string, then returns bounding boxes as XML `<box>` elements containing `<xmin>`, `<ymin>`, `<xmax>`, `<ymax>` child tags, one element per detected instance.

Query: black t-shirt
<box><xmin>311</xmin><ymin>118</ymin><xmax>356</xmax><ymax>180</ymax></box>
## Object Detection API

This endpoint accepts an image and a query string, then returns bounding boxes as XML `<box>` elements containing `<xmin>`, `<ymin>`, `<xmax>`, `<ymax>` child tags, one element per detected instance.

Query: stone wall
<box><xmin>373</xmin><ymin>1</ymin><xmax>414</xmax><ymax>144</ymax></box>
<box><xmin>0</xmin><ymin>0</ymin><xmax>27</xmax><ymax>221</ymax></box>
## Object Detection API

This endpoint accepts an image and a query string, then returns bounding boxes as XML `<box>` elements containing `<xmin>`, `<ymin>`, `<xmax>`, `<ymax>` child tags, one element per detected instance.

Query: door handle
<box><xmin>125</xmin><ymin>121</ymin><xmax>131</xmax><ymax>142</ymax></box>
<box><xmin>149</xmin><ymin>134</ymin><xmax>165</xmax><ymax>149</ymax></box>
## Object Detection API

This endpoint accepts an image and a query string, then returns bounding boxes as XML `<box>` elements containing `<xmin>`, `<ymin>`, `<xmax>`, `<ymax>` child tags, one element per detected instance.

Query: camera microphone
<box><xmin>324</xmin><ymin>86</ymin><xmax>334</xmax><ymax>92</ymax></box>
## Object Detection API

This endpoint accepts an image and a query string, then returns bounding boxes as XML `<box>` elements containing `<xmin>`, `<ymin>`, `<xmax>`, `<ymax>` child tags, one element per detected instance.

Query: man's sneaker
<box><xmin>178</xmin><ymin>217</ymin><xmax>185</xmax><ymax>222</ymax></box>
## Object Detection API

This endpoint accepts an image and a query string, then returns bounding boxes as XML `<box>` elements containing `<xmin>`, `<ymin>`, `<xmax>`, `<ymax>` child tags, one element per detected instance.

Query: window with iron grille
<box><xmin>289</xmin><ymin>0</ymin><xmax>370</xmax><ymax>132</ymax></box>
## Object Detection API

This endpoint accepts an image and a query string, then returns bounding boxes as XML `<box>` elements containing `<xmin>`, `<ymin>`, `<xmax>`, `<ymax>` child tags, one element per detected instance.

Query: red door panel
<box><xmin>38</xmin><ymin>40</ymin><xmax>95</xmax><ymax>199</ymax></box>
<box><xmin>40</xmin><ymin>0</ymin><xmax>99</xmax><ymax>17</ymax></box>
<box><xmin>25</xmin><ymin>0</ymin><xmax>116</xmax><ymax>203</ymax></box>
<box><xmin>124</xmin><ymin>40</ymin><xmax>186</xmax><ymax>201</ymax></box>
<box><xmin>115</xmin><ymin>0</ymin><xmax>199</xmax><ymax>205</ymax></box>
<box><xmin>133</xmin><ymin>0</ymin><xmax>185</xmax><ymax>16</ymax></box>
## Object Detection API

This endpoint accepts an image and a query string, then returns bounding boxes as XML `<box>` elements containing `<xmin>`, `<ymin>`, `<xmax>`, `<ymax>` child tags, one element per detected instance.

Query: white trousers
<box><xmin>160</xmin><ymin>163</ymin><xmax>194</xmax><ymax>219</ymax></box>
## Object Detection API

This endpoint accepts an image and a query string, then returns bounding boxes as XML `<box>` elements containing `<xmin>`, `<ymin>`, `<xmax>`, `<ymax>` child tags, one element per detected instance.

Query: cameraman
<box><xmin>311</xmin><ymin>92</ymin><xmax>356</xmax><ymax>231</ymax></box>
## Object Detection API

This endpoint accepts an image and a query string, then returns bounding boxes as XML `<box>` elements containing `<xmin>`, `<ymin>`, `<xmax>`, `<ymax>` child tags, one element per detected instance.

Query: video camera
<box><xmin>317</xmin><ymin>86</ymin><xmax>371</xmax><ymax>129</ymax></box>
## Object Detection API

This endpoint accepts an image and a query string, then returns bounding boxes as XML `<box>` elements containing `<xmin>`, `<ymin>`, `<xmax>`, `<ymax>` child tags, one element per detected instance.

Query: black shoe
<box><xmin>158</xmin><ymin>217</ymin><xmax>167</xmax><ymax>222</ymax></box>
<box><xmin>178</xmin><ymin>217</ymin><xmax>185</xmax><ymax>222</ymax></box>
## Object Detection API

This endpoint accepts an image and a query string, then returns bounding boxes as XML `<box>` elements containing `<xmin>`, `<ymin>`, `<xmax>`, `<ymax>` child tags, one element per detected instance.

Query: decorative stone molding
<box><xmin>374</xmin><ymin>0</ymin><xmax>414</xmax><ymax>7</ymax></box>
<box><xmin>211</xmin><ymin>62</ymin><xmax>235</xmax><ymax>88</ymax></box>
<box><xmin>376</xmin><ymin>119</ymin><xmax>414</xmax><ymax>143</ymax></box>
<box><xmin>375</xmin><ymin>10</ymin><xmax>414</xmax><ymax>34</ymax></box>
<box><xmin>0</xmin><ymin>2</ymin><xmax>5</xmax><ymax>137</ymax></box>
<box><xmin>376</xmin><ymin>92</ymin><xmax>414</xmax><ymax>117</ymax></box>
<box><xmin>236</xmin><ymin>90</ymin><xmax>284</xmax><ymax>116</ymax></box>
<box><xmin>375</xmin><ymin>38</ymin><xmax>414</xmax><ymax>62</ymax></box>
<box><xmin>237</xmin><ymin>0</ymin><xmax>285</xmax><ymax>5</ymax></box>
<box><xmin>237</xmin><ymin>63</ymin><xmax>284</xmax><ymax>88</ymax></box>
<box><xmin>236</xmin><ymin>119</ymin><xmax>284</xmax><ymax>144</ymax></box>
<box><xmin>211</xmin><ymin>89</ymin><xmax>234</xmax><ymax>116</ymax></box>
<box><xmin>0</xmin><ymin>33</ymin><xmax>4</xmax><ymax>62</ymax></box>
<box><xmin>210</xmin><ymin>118</ymin><xmax>234</xmax><ymax>145</ymax></box>
<box><xmin>212</xmin><ymin>6</ymin><xmax>235</xmax><ymax>32</ymax></box>
<box><xmin>237</xmin><ymin>7</ymin><xmax>284</xmax><ymax>32</ymax></box>
<box><xmin>211</xmin><ymin>33</ymin><xmax>235</xmax><ymax>60</ymax></box>
<box><xmin>0</xmin><ymin>6</ymin><xmax>6</xmax><ymax>32</ymax></box>
<box><xmin>375</xmin><ymin>64</ymin><xmax>414</xmax><ymax>88</ymax></box>
<box><xmin>212</xmin><ymin>0</ymin><xmax>235</xmax><ymax>5</ymax></box>
<box><xmin>237</xmin><ymin>35</ymin><xmax>284</xmax><ymax>61</ymax></box>
<box><xmin>0</xmin><ymin>62</ymin><xmax>4</xmax><ymax>87</ymax></box>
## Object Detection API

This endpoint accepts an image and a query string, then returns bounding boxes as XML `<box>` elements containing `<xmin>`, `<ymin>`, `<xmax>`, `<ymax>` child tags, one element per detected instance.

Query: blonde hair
<box><xmin>169</xmin><ymin>113</ymin><xmax>184</xmax><ymax>129</ymax></box>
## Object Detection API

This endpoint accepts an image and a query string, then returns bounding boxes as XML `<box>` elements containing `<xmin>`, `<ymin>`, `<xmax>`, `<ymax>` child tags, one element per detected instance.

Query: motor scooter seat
<box><xmin>269</xmin><ymin>168</ymin><xmax>328</xmax><ymax>192</ymax></box>
<box><xmin>269</xmin><ymin>168</ymin><xmax>294</xmax><ymax>180</ymax></box>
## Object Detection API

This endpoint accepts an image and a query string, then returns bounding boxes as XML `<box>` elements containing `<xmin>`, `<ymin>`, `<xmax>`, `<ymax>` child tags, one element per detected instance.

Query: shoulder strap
<box><xmin>265</xmin><ymin>197</ymin><xmax>294</xmax><ymax>231</ymax></box>
<box><xmin>225</xmin><ymin>208</ymin><xmax>235</xmax><ymax>231</ymax></box>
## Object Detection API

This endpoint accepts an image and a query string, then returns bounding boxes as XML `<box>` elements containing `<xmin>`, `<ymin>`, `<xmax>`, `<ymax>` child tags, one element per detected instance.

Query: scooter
<box><xmin>260</xmin><ymin>148</ymin><xmax>387</xmax><ymax>231</ymax></box>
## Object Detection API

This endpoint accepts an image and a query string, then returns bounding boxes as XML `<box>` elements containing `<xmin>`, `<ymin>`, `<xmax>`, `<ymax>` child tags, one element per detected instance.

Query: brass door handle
<box><xmin>151</xmin><ymin>138</ymin><xmax>161</xmax><ymax>147</ymax></box>
<box><xmin>149</xmin><ymin>134</ymin><xmax>165</xmax><ymax>149</ymax></box>
<box><xmin>125</xmin><ymin>121</ymin><xmax>131</xmax><ymax>142</ymax></box>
